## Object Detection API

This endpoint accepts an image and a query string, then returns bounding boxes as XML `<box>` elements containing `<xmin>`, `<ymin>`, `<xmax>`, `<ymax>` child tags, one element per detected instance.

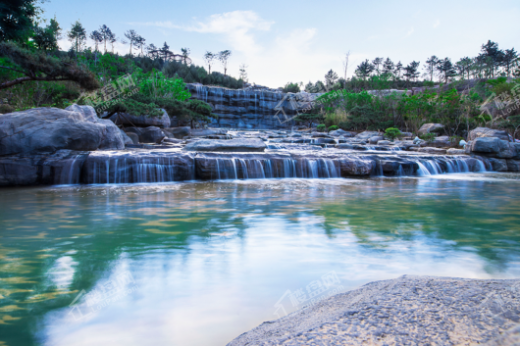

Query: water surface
<box><xmin>1</xmin><ymin>173</ymin><xmax>520</xmax><ymax>345</ymax></box>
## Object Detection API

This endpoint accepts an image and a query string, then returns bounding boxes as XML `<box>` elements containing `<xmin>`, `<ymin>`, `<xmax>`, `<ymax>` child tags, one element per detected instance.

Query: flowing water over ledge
<box><xmin>0</xmin><ymin>174</ymin><xmax>519</xmax><ymax>346</ymax></box>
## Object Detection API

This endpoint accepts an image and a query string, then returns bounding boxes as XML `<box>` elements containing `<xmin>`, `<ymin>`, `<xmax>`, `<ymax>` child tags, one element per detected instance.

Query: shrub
<box><xmin>328</xmin><ymin>125</ymin><xmax>339</xmax><ymax>132</ymax></box>
<box><xmin>385</xmin><ymin>127</ymin><xmax>402</xmax><ymax>141</ymax></box>
<box><xmin>317</xmin><ymin>124</ymin><xmax>326</xmax><ymax>132</ymax></box>
<box><xmin>282</xmin><ymin>82</ymin><xmax>300</xmax><ymax>93</ymax></box>
<box><xmin>324</xmin><ymin>108</ymin><xmax>348</xmax><ymax>127</ymax></box>
<box><xmin>449</xmin><ymin>135</ymin><xmax>464</xmax><ymax>143</ymax></box>
<box><xmin>419</xmin><ymin>133</ymin><xmax>436</xmax><ymax>142</ymax></box>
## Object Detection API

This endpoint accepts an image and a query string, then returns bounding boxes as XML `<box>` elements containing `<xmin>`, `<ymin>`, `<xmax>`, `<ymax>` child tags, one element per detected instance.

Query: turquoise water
<box><xmin>1</xmin><ymin>173</ymin><xmax>520</xmax><ymax>345</ymax></box>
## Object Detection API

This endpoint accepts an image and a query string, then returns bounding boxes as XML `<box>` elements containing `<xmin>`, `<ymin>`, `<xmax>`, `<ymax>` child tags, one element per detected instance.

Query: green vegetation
<box><xmin>384</xmin><ymin>128</ymin><xmax>402</xmax><ymax>141</ymax></box>
<box><xmin>316</xmin><ymin>124</ymin><xmax>326</xmax><ymax>132</ymax></box>
<box><xmin>419</xmin><ymin>133</ymin><xmax>436</xmax><ymax>142</ymax></box>
<box><xmin>328</xmin><ymin>125</ymin><xmax>339</xmax><ymax>132</ymax></box>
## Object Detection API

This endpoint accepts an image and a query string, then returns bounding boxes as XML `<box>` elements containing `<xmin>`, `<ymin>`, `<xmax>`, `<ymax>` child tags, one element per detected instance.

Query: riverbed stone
<box><xmin>368</xmin><ymin>135</ymin><xmax>384</xmax><ymax>144</ymax></box>
<box><xmin>163</xmin><ymin>126</ymin><xmax>190</xmax><ymax>139</ymax></box>
<box><xmin>471</xmin><ymin>137</ymin><xmax>509</xmax><ymax>153</ymax></box>
<box><xmin>184</xmin><ymin>138</ymin><xmax>267</xmax><ymax>152</ymax></box>
<box><xmin>417</xmin><ymin>147</ymin><xmax>447</xmax><ymax>154</ymax></box>
<box><xmin>139</xmin><ymin>126</ymin><xmax>166</xmax><ymax>143</ymax></box>
<box><xmin>488</xmin><ymin>158</ymin><xmax>508</xmax><ymax>172</ymax></box>
<box><xmin>98</xmin><ymin>119</ymin><xmax>125</xmax><ymax>150</ymax></box>
<box><xmin>355</xmin><ymin>131</ymin><xmax>380</xmax><ymax>140</ymax></box>
<box><xmin>329</xmin><ymin>129</ymin><xmax>355</xmax><ymax>137</ymax></box>
<box><xmin>418</xmin><ymin>123</ymin><xmax>444</xmax><ymax>135</ymax></box>
<box><xmin>125</xmin><ymin>132</ymin><xmax>139</xmax><ymax>144</ymax></box>
<box><xmin>377</xmin><ymin>140</ymin><xmax>392</xmax><ymax>146</ymax></box>
<box><xmin>119</xmin><ymin>129</ymin><xmax>134</xmax><ymax>145</ymax></box>
<box><xmin>447</xmin><ymin>148</ymin><xmax>466</xmax><ymax>155</ymax></box>
<box><xmin>506</xmin><ymin>160</ymin><xmax>520</xmax><ymax>172</ymax></box>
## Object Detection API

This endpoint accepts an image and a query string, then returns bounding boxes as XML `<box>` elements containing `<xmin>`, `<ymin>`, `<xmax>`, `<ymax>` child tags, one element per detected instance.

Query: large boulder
<box><xmin>468</xmin><ymin>127</ymin><xmax>509</xmax><ymax>141</ymax></box>
<box><xmin>139</xmin><ymin>126</ymin><xmax>166</xmax><ymax>143</ymax></box>
<box><xmin>183</xmin><ymin>138</ymin><xmax>266</xmax><ymax>152</ymax></box>
<box><xmin>163</xmin><ymin>126</ymin><xmax>191</xmax><ymax>139</ymax></box>
<box><xmin>109</xmin><ymin>109</ymin><xmax>170</xmax><ymax>128</ymax></box>
<box><xmin>428</xmin><ymin>136</ymin><xmax>454</xmax><ymax>148</ymax></box>
<box><xmin>471</xmin><ymin>137</ymin><xmax>509</xmax><ymax>154</ymax></box>
<box><xmin>507</xmin><ymin>160</ymin><xmax>520</xmax><ymax>172</ymax></box>
<box><xmin>0</xmin><ymin>106</ymin><xmax>121</xmax><ymax>156</ymax></box>
<box><xmin>355</xmin><ymin>131</ymin><xmax>380</xmax><ymax>140</ymax></box>
<box><xmin>418</xmin><ymin>123</ymin><xmax>444</xmax><ymax>135</ymax></box>
<box><xmin>119</xmin><ymin>129</ymin><xmax>135</xmax><ymax>145</ymax></box>
<box><xmin>98</xmin><ymin>119</ymin><xmax>125</xmax><ymax>150</ymax></box>
<box><xmin>125</xmin><ymin>132</ymin><xmax>139</xmax><ymax>144</ymax></box>
<box><xmin>329</xmin><ymin>129</ymin><xmax>355</xmax><ymax>137</ymax></box>
<box><xmin>368</xmin><ymin>136</ymin><xmax>384</xmax><ymax>144</ymax></box>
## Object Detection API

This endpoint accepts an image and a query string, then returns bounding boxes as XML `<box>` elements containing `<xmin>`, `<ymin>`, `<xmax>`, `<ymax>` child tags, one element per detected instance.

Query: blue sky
<box><xmin>43</xmin><ymin>0</ymin><xmax>519</xmax><ymax>87</ymax></box>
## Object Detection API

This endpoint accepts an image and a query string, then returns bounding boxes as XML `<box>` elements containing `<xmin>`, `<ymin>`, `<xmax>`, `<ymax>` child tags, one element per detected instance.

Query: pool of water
<box><xmin>1</xmin><ymin>173</ymin><xmax>520</xmax><ymax>346</ymax></box>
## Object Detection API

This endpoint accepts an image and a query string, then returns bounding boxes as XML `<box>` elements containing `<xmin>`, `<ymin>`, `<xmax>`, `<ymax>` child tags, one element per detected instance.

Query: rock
<box><xmin>468</xmin><ymin>127</ymin><xmax>509</xmax><ymax>142</ymax></box>
<box><xmin>417</xmin><ymin>147</ymin><xmax>447</xmax><ymax>155</ymax></box>
<box><xmin>0</xmin><ymin>107</ymin><xmax>112</xmax><ymax>155</ymax></box>
<box><xmin>377</xmin><ymin>140</ymin><xmax>392</xmax><ymax>146</ymax></box>
<box><xmin>162</xmin><ymin>138</ymin><xmax>184</xmax><ymax>144</ymax></box>
<box><xmin>471</xmin><ymin>137</ymin><xmax>509</xmax><ymax>154</ymax></box>
<box><xmin>125</xmin><ymin>132</ymin><xmax>139</xmax><ymax>144</ymax></box>
<box><xmin>190</xmin><ymin>128</ymin><xmax>223</xmax><ymax>137</ymax></box>
<box><xmin>109</xmin><ymin>109</ymin><xmax>171</xmax><ymax>128</ymax></box>
<box><xmin>488</xmin><ymin>158</ymin><xmax>508</xmax><ymax>172</ymax></box>
<box><xmin>139</xmin><ymin>126</ymin><xmax>166</xmax><ymax>143</ymax></box>
<box><xmin>336</xmin><ymin>144</ymin><xmax>354</xmax><ymax>149</ymax></box>
<box><xmin>329</xmin><ymin>129</ymin><xmax>355</xmax><ymax>137</ymax></box>
<box><xmin>98</xmin><ymin>119</ymin><xmax>125</xmax><ymax>150</ymax></box>
<box><xmin>355</xmin><ymin>131</ymin><xmax>380</xmax><ymax>140</ymax></box>
<box><xmin>65</xmin><ymin>104</ymin><xmax>98</xmax><ymax>122</ymax></box>
<box><xmin>368</xmin><ymin>136</ymin><xmax>384</xmax><ymax>144</ymax></box>
<box><xmin>311</xmin><ymin>132</ymin><xmax>332</xmax><ymax>138</ymax></box>
<box><xmin>183</xmin><ymin>138</ymin><xmax>267</xmax><ymax>152</ymax></box>
<box><xmin>429</xmin><ymin>136</ymin><xmax>454</xmax><ymax>148</ymax></box>
<box><xmin>163</xmin><ymin>126</ymin><xmax>190</xmax><ymax>139</ymax></box>
<box><xmin>227</xmin><ymin>276</ymin><xmax>520</xmax><ymax>346</ymax></box>
<box><xmin>447</xmin><ymin>148</ymin><xmax>466</xmax><ymax>155</ymax></box>
<box><xmin>288</xmin><ymin>132</ymin><xmax>302</xmax><ymax>137</ymax></box>
<box><xmin>119</xmin><ymin>129</ymin><xmax>135</xmax><ymax>145</ymax></box>
<box><xmin>316</xmin><ymin>138</ymin><xmax>336</xmax><ymax>144</ymax></box>
<box><xmin>506</xmin><ymin>160</ymin><xmax>520</xmax><ymax>172</ymax></box>
<box><xmin>418</xmin><ymin>123</ymin><xmax>444</xmax><ymax>135</ymax></box>
<box><xmin>400</xmin><ymin>131</ymin><xmax>413</xmax><ymax>137</ymax></box>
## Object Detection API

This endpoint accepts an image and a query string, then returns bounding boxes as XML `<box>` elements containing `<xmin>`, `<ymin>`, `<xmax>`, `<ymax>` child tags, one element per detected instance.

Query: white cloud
<box><xmin>433</xmin><ymin>20</ymin><xmax>441</xmax><ymax>28</ymax></box>
<box><xmin>405</xmin><ymin>27</ymin><xmax>415</xmax><ymax>37</ymax></box>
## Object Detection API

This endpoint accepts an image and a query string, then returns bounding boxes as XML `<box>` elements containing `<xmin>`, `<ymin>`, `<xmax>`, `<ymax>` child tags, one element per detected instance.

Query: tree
<box><xmin>180</xmin><ymin>48</ymin><xmax>191</xmax><ymax>64</ymax></box>
<box><xmin>423</xmin><ymin>56</ymin><xmax>439</xmax><ymax>82</ymax></box>
<box><xmin>0</xmin><ymin>41</ymin><xmax>99</xmax><ymax>90</ymax></box>
<box><xmin>403</xmin><ymin>61</ymin><xmax>420</xmax><ymax>82</ymax></box>
<box><xmin>90</xmin><ymin>30</ymin><xmax>102</xmax><ymax>52</ymax></box>
<box><xmin>160</xmin><ymin>42</ymin><xmax>172</xmax><ymax>61</ymax></box>
<box><xmin>134</xmin><ymin>35</ymin><xmax>146</xmax><ymax>56</ymax></box>
<box><xmin>481</xmin><ymin>40</ymin><xmax>504</xmax><ymax>77</ymax></box>
<box><xmin>503</xmin><ymin>48</ymin><xmax>518</xmax><ymax>77</ymax></box>
<box><xmin>239</xmin><ymin>64</ymin><xmax>248</xmax><ymax>82</ymax></box>
<box><xmin>436</xmin><ymin>58</ymin><xmax>456</xmax><ymax>83</ymax></box>
<box><xmin>204</xmin><ymin>51</ymin><xmax>216</xmax><ymax>74</ymax></box>
<box><xmin>382</xmin><ymin>58</ymin><xmax>394</xmax><ymax>76</ymax></box>
<box><xmin>343</xmin><ymin>51</ymin><xmax>350</xmax><ymax>80</ymax></box>
<box><xmin>355</xmin><ymin>60</ymin><xmax>374</xmax><ymax>81</ymax></box>
<box><xmin>218</xmin><ymin>50</ymin><xmax>231</xmax><ymax>76</ymax></box>
<box><xmin>372</xmin><ymin>57</ymin><xmax>383</xmax><ymax>75</ymax></box>
<box><xmin>108</xmin><ymin>30</ymin><xmax>117</xmax><ymax>53</ymax></box>
<box><xmin>98</xmin><ymin>25</ymin><xmax>112</xmax><ymax>53</ymax></box>
<box><xmin>324</xmin><ymin>69</ymin><xmax>339</xmax><ymax>89</ymax></box>
<box><xmin>147</xmin><ymin>43</ymin><xmax>159</xmax><ymax>60</ymax></box>
<box><xmin>33</xmin><ymin>20</ymin><xmax>60</xmax><ymax>51</ymax></box>
<box><xmin>455</xmin><ymin>57</ymin><xmax>472</xmax><ymax>80</ymax></box>
<box><xmin>67</xmin><ymin>20</ymin><xmax>87</xmax><ymax>53</ymax></box>
<box><xmin>0</xmin><ymin>0</ymin><xmax>38</xmax><ymax>42</ymax></box>
<box><xmin>294</xmin><ymin>113</ymin><xmax>323</xmax><ymax>128</ymax></box>
<box><xmin>394</xmin><ymin>61</ymin><xmax>403</xmax><ymax>79</ymax></box>
<box><xmin>124</xmin><ymin>30</ymin><xmax>138</xmax><ymax>55</ymax></box>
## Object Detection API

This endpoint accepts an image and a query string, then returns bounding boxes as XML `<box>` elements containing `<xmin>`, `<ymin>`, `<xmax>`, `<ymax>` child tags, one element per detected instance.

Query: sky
<box><xmin>42</xmin><ymin>0</ymin><xmax>519</xmax><ymax>88</ymax></box>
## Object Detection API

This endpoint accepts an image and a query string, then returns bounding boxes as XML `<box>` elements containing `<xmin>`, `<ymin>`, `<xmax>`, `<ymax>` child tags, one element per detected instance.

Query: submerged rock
<box><xmin>183</xmin><ymin>138</ymin><xmax>267</xmax><ymax>152</ymax></box>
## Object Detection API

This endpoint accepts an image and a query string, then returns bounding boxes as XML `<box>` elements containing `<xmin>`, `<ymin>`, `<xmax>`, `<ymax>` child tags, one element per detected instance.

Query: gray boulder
<box><xmin>119</xmin><ymin>129</ymin><xmax>134</xmax><ymax>145</ymax></box>
<box><xmin>468</xmin><ymin>127</ymin><xmax>509</xmax><ymax>141</ymax></box>
<box><xmin>0</xmin><ymin>107</ymin><xmax>114</xmax><ymax>156</ymax></box>
<box><xmin>311</xmin><ymin>132</ymin><xmax>332</xmax><ymax>138</ymax></box>
<box><xmin>125</xmin><ymin>132</ymin><xmax>139</xmax><ymax>144</ymax></box>
<box><xmin>417</xmin><ymin>147</ymin><xmax>447</xmax><ymax>155</ymax></box>
<box><xmin>163</xmin><ymin>126</ymin><xmax>191</xmax><ymax>139</ymax></box>
<box><xmin>428</xmin><ymin>136</ymin><xmax>453</xmax><ymax>148</ymax></box>
<box><xmin>507</xmin><ymin>160</ymin><xmax>520</xmax><ymax>172</ymax></box>
<box><xmin>98</xmin><ymin>119</ymin><xmax>125</xmax><ymax>150</ymax></box>
<box><xmin>355</xmin><ymin>131</ymin><xmax>380</xmax><ymax>140</ymax></box>
<box><xmin>336</xmin><ymin>144</ymin><xmax>354</xmax><ymax>149</ymax></box>
<box><xmin>377</xmin><ymin>140</ymin><xmax>392</xmax><ymax>146</ymax></box>
<box><xmin>109</xmin><ymin>109</ymin><xmax>170</xmax><ymax>128</ymax></box>
<box><xmin>488</xmin><ymin>158</ymin><xmax>508</xmax><ymax>172</ymax></box>
<box><xmin>316</xmin><ymin>138</ymin><xmax>336</xmax><ymax>144</ymax></box>
<box><xmin>471</xmin><ymin>137</ymin><xmax>509</xmax><ymax>154</ymax></box>
<box><xmin>183</xmin><ymin>138</ymin><xmax>266</xmax><ymax>152</ymax></box>
<box><xmin>329</xmin><ymin>129</ymin><xmax>355</xmax><ymax>137</ymax></box>
<box><xmin>139</xmin><ymin>126</ymin><xmax>166</xmax><ymax>143</ymax></box>
<box><xmin>447</xmin><ymin>148</ymin><xmax>466</xmax><ymax>155</ymax></box>
<box><xmin>418</xmin><ymin>123</ymin><xmax>444</xmax><ymax>135</ymax></box>
<box><xmin>368</xmin><ymin>136</ymin><xmax>384</xmax><ymax>144</ymax></box>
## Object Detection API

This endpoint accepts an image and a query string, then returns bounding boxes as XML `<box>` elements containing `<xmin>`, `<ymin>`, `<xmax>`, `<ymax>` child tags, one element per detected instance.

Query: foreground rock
<box><xmin>227</xmin><ymin>275</ymin><xmax>520</xmax><ymax>346</ymax></box>
<box><xmin>184</xmin><ymin>138</ymin><xmax>267</xmax><ymax>152</ymax></box>
<box><xmin>469</xmin><ymin>127</ymin><xmax>510</xmax><ymax>141</ymax></box>
<box><xmin>0</xmin><ymin>106</ymin><xmax>124</xmax><ymax>155</ymax></box>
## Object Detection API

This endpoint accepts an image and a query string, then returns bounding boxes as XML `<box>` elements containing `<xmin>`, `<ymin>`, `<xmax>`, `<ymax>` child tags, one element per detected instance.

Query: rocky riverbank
<box><xmin>227</xmin><ymin>275</ymin><xmax>520</xmax><ymax>346</ymax></box>
<box><xmin>1</xmin><ymin>105</ymin><xmax>519</xmax><ymax>187</ymax></box>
